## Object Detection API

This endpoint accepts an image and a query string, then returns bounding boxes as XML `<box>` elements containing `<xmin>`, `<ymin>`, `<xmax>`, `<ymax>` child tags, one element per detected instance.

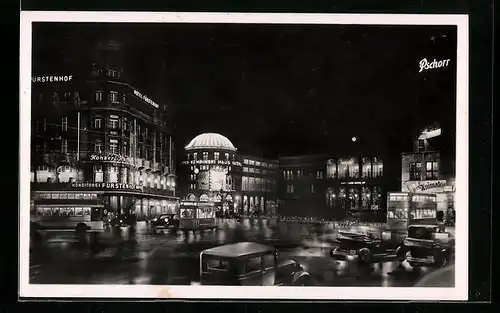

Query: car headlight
<box><xmin>164</xmin><ymin>218</ymin><xmax>169</xmax><ymax>222</ymax></box>
<box><xmin>153</xmin><ymin>218</ymin><xmax>157</xmax><ymax>222</ymax></box>
<box><xmin>120</xmin><ymin>220</ymin><xmax>123</xmax><ymax>223</ymax></box>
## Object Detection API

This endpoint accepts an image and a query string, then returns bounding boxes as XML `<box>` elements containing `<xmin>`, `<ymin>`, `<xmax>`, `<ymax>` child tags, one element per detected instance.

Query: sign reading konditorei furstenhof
<box><xmin>71</xmin><ymin>182</ymin><xmax>143</xmax><ymax>191</ymax></box>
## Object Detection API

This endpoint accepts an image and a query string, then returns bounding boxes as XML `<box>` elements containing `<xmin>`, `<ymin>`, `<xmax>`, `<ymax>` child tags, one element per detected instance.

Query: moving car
<box><xmin>330</xmin><ymin>226</ymin><xmax>405</xmax><ymax>265</ymax></box>
<box><xmin>150</xmin><ymin>214</ymin><xmax>180</xmax><ymax>233</ymax></box>
<box><xmin>400</xmin><ymin>224</ymin><xmax>454</xmax><ymax>268</ymax></box>
<box><xmin>199</xmin><ymin>242</ymin><xmax>311</xmax><ymax>286</ymax></box>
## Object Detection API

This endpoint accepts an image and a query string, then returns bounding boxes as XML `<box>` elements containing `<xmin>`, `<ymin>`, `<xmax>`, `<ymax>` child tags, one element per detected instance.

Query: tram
<box><xmin>178</xmin><ymin>200</ymin><xmax>218</xmax><ymax>232</ymax></box>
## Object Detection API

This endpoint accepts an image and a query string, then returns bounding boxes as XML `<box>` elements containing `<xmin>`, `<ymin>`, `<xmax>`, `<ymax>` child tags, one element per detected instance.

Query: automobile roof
<box><xmin>202</xmin><ymin>242</ymin><xmax>276</xmax><ymax>258</ymax></box>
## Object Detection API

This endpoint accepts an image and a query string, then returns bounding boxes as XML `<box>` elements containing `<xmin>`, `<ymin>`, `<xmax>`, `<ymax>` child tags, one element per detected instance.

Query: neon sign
<box><xmin>133</xmin><ymin>89</ymin><xmax>159</xmax><ymax>108</ymax></box>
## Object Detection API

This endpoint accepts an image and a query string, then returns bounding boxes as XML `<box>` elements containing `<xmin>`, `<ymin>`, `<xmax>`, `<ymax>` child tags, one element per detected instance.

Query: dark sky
<box><xmin>32</xmin><ymin>22</ymin><xmax>457</xmax><ymax>159</ymax></box>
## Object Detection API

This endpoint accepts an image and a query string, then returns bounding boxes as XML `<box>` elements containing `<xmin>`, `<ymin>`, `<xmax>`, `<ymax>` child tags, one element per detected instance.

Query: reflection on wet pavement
<box><xmin>30</xmin><ymin>219</ymin><xmax>454</xmax><ymax>287</ymax></box>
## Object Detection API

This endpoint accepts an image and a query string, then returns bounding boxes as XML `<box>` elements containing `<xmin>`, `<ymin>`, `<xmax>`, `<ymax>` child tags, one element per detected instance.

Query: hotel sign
<box><xmin>32</xmin><ymin>75</ymin><xmax>73</xmax><ymax>83</ymax></box>
<box><xmin>402</xmin><ymin>180</ymin><xmax>447</xmax><ymax>193</ymax></box>
<box><xmin>181</xmin><ymin>160</ymin><xmax>242</xmax><ymax>167</ymax></box>
<box><xmin>71</xmin><ymin>182</ymin><xmax>143</xmax><ymax>191</ymax></box>
<box><xmin>133</xmin><ymin>89</ymin><xmax>159</xmax><ymax>109</ymax></box>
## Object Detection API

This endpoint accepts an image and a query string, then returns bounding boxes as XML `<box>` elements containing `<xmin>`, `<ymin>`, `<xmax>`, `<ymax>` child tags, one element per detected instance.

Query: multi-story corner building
<box><xmin>178</xmin><ymin>133</ymin><xmax>280</xmax><ymax>216</ymax></box>
<box><xmin>400</xmin><ymin>124</ymin><xmax>455</xmax><ymax>222</ymax></box>
<box><xmin>31</xmin><ymin>40</ymin><xmax>179</xmax><ymax>221</ymax></box>
<box><xmin>179</xmin><ymin>133</ymin><xmax>242</xmax><ymax>215</ymax></box>
<box><xmin>278</xmin><ymin>155</ymin><xmax>329</xmax><ymax>217</ymax></box>
<box><xmin>278</xmin><ymin>154</ymin><xmax>390</xmax><ymax>220</ymax></box>
<box><xmin>240</xmin><ymin>155</ymin><xmax>279</xmax><ymax>215</ymax></box>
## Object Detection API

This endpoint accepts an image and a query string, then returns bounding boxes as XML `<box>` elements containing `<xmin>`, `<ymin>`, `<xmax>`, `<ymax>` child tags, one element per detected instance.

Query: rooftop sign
<box><xmin>32</xmin><ymin>75</ymin><xmax>73</xmax><ymax>83</ymax></box>
<box><xmin>133</xmin><ymin>89</ymin><xmax>159</xmax><ymax>109</ymax></box>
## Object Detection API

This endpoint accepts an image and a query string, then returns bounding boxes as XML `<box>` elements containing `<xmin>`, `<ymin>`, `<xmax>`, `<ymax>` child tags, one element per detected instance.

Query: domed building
<box><xmin>180</xmin><ymin>133</ymin><xmax>243</xmax><ymax>215</ymax></box>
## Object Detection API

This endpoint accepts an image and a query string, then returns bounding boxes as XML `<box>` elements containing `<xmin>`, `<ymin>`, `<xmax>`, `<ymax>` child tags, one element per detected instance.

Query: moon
<box><xmin>351</xmin><ymin>137</ymin><xmax>357</xmax><ymax>142</ymax></box>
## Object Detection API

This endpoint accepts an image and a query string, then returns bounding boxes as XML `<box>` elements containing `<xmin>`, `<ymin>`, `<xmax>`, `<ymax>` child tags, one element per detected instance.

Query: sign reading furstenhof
<box><xmin>71</xmin><ymin>182</ymin><xmax>143</xmax><ymax>191</ymax></box>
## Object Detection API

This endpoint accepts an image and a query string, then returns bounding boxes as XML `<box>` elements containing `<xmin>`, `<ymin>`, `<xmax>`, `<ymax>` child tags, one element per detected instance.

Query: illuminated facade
<box><xmin>400</xmin><ymin>124</ymin><xmax>455</xmax><ymax>223</ymax></box>
<box><xmin>279</xmin><ymin>154</ymin><xmax>389</xmax><ymax>220</ymax></box>
<box><xmin>31</xmin><ymin>40</ymin><xmax>179</xmax><ymax>220</ymax></box>
<box><xmin>180</xmin><ymin>133</ymin><xmax>242</xmax><ymax>215</ymax></box>
<box><xmin>241</xmin><ymin>155</ymin><xmax>279</xmax><ymax>215</ymax></box>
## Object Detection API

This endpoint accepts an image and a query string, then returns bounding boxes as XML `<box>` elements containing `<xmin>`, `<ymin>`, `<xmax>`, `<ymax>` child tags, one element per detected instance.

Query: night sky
<box><xmin>32</xmin><ymin>22</ymin><xmax>457</xmax><ymax>160</ymax></box>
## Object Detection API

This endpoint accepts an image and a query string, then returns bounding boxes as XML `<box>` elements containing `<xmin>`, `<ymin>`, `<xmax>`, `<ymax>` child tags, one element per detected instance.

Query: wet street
<box><xmin>29</xmin><ymin>219</ymin><xmax>454</xmax><ymax>287</ymax></box>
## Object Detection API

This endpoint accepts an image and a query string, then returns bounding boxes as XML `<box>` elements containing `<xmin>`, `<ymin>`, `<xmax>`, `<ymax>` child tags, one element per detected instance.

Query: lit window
<box><xmin>94</xmin><ymin>118</ymin><xmax>102</xmax><ymax>128</ymax></box>
<box><xmin>193</xmin><ymin>153</ymin><xmax>198</xmax><ymax>161</ymax></box>
<box><xmin>107</xmin><ymin>166</ymin><xmax>118</xmax><ymax>183</ymax></box>
<box><xmin>109</xmin><ymin>117</ymin><xmax>119</xmax><ymax>129</ymax></box>
<box><xmin>202</xmin><ymin>152</ymin><xmax>208</xmax><ymax>161</ymax></box>
<box><xmin>225</xmin><ymin>153</ymin><xmax>230</xmax><ymax>161</ymax></box>
<box><xmin>61</xmin><ymin>139</ymin><xmax>68</xmax><ymax>153</ymax></box>
<box><xmin>95</xmin><ymin>91</ymin><xmax>103</xmax><ymax>102</ymax></box>
<box><xmin>426</xmin><ymin>161</ymin><xmax>439</xmax><ymax>179</ymax></box>
<box><xmin>61</xmin><ymin>117</ymin><xmax>68</xmax><ymax>131</ymax></box>
<box><xmin>94</xmin><ymin>165</ymin><xmax>103</xmax><ymax>183</ymax></box>
<box><xmin>109</xmin><ymin>91</ymin><xmax>119</xmax><ymax>103</ymax></box>
<box><xmin>94</xmin><ymin>140</ymin><xmax>102</xmax><ymax>153</ymax></box>
<box><xmin>214</xmin><ymin>152</ymin><xmax>220</xmax><ymax>161</ymax></box>
<box><xmin>109</xmin><ymin>139</ymin><xmax>118</xmax><ymax>154</ymax></box>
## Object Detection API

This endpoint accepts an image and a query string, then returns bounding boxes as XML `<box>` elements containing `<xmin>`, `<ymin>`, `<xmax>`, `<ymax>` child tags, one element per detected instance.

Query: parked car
<box><xmin>150</xmin><ymin>214</ymin><xmax>180</xmax><ymax>233</ymax></box>
<box><xmin>400</xmin><ymin>224</ymin><xmax>454</xmax><ymax>268</ymax></box>
<box><xmin>199</xmin><ymin>242</ymin><xmax>311</xmax><ymax>286</ymax></box>
<box><xmin>330</xmin><ymin>226</ymin><xmax>406</xmax><ymax>266</ymax></box>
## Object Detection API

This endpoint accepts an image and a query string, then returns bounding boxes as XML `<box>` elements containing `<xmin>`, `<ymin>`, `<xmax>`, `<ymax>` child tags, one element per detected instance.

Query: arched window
<box><xmin>200</xmin><ymin>194</ymin><xmax>209</xmax><ymax>202</ymax></box>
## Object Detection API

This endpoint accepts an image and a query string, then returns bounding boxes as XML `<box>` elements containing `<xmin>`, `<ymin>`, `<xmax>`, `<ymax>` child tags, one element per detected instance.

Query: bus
<box><xmin>179</xmin><ymin>201</ymin><xmax>218</xmax><ymax>232</ymax></box>
<box><xmin>31</xmin><ymin>192</ymin><xmax>106</xmax><ymax>233</ymax></box>
<box><xmin>386</xmin><ymin>192</ymin><xmax>438</xmax><ymax>231</ymax></box>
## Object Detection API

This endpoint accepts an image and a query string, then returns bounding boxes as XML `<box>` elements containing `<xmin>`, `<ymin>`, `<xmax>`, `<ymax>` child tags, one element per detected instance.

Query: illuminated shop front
<box><xmin>324</xmin><ymin>157</ymin><xmax>386</xmax><ymax>220</ymax></box>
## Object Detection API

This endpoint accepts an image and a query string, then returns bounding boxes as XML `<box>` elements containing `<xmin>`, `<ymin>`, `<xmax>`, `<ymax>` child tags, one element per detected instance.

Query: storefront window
<box><xmin>121</xmin><ymin>167</ymin><xmax>128</xmax><ymax>184</ymax></box>
<box><xmin>326</xmin><ymin>159</ymin><xmax>337</xmax><ymax>179</ymax></box>
<box><xmin>338</xmin><ymin>158</ymin><xmax>359</xmax><ymax>179</ymax></box>
<box><xmin>107</xmin><ymin>166</ymin><xmax>118</xmax><ymax>183</ymax></box>
<box><xmin>94</xmin><ymin>165</ymin><xmax>103</xmax><ymax>183</ymax></box>
<box><xmin>362</xmin><ymin>187</ymin><xmax>371</xmax><ymax>209</ymax></box>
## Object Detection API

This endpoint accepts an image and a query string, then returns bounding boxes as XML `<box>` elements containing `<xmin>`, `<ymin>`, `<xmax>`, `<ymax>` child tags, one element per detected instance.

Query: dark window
<box><xmin>245</xmin><ymin>257</ymin><xmax>262</xmax><ymax>273</ymax></box>
<box><xmin>408</xmin><ymin>227</ymin><xmax>435</xmax><ymax>240</ymax></box>
<box><xmin>409</xmin><ymin>162</ymin><xmax>421</xmax><ymax>180</ymax></box>
<box><xmin>206</xmin><ymin>259</ymin><xmax>230</xmax><ymax>271</ymax></box>
<box><xmin>418</xmin><ymin>139</ymin><xmax>425</xmax><ymax>152</ymax></box>
<box><xmin>262</xmin><ymin>253</ymin><xmax>275</xmax><ymax>270</ymax></box>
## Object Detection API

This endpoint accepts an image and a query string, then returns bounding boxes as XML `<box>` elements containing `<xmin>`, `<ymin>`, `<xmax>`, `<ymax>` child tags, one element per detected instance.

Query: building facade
<box><xmin>179</xmin><ymin>133</ymin><xmax>279</xmax><ymax>216</ymax></box>
<box><xmin>279</xmin><ymin>154</ymin><xmax>389</xmax><ymax>220</ymax></box>
<box><xmin>241</xmin><ymin>155</ymin><xmax>279</xmax><ymax>215</ymax></box>
<box><xmin>31</xmin><ymin>40</ymin><xmax>179</xmax><ymax>221</ymax></box>
<box><xmin>400</xmin><ymin>125</ymin><xmax>455</xmax><ymax>223</ymax></box>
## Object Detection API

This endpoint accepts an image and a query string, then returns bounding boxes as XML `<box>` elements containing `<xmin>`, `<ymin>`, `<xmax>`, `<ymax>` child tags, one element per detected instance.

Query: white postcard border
<box><xmin>19</xmin><ymin>11</ymin><xmax>469</xmax><ymax>300</ymax></box>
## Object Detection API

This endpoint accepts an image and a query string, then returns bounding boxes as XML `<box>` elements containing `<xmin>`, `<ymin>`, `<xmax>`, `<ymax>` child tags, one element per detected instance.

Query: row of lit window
<box><xmin>242</xmin><ymin>176</ymin><xmax>277</xmax><ymax>192</ymax></box>
<box><xmin>37</xmin><ymin>193</ymin><xmax>98</xmax><ymax>200</ymax></box>
<box><xmin>243</xmin><ymin>159</ymin><xmax>278</xmax><ymax>169</ymax></box>
<box><xmin>187</xmin><ymin>152</ymin><xmax>235</xmax><ymax>162</ymax></box>
<box><xmin>409</xmin><ymin>161</ymin><xmax>439</xmax><ymax>180</ymax></box>
<box><xmin>243</xmin><ymin>167</ymin><xmax>276</xmax><ymax>175</ymax></box>
<box><xmin>282</xmin><ymin>170</ymin><xmax>326</xmax><ymax>180</ymax></box>
<box><xmin>387</xmin><ymin>208</ymin><xmax>436</xmax><ymax>219</ymax></box>
<box><xmin>389</xmin><ymin>194</ymin><xmax>436</xmax><ymax>202</ymax></box>
<box><xmin>35</xmin><ymin>206</ymin><xmax>92</xmax><ymax>217</ymax></box>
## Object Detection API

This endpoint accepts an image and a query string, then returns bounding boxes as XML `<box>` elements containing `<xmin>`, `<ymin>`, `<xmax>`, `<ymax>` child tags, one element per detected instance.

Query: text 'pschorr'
<box><xmin>419</xmin><ymin>58</ymin><xmax>450</xmax><ymax>73</ymax></box>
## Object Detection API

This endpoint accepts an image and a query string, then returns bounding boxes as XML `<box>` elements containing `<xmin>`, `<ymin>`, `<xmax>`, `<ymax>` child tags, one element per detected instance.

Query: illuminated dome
<box><xmin>185</xmin><ymin>133</ymin><xmax>237</xmax><ymax>151</ymax></box>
